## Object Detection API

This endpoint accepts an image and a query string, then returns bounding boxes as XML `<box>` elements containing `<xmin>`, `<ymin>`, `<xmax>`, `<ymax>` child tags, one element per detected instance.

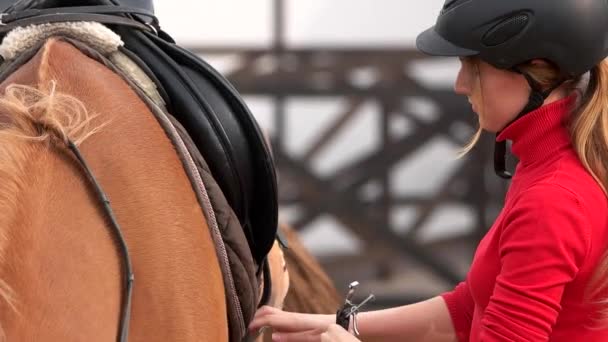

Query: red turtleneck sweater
<box><xmin>441</xmin><ymin>96</ymin><xmax>608</xmax><ymax>341</ymax></box>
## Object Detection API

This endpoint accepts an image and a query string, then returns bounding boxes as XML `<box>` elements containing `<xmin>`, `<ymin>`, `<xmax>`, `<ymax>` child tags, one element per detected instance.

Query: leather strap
<box><xmin>2</xmin><ymin>5</ymin><xmax>155</xmax><ymax>21</ymax></box>
<box><xmin>493</xmin><ymin>68</ymin><xmax>568</xmax><ymax>179</ymax></box>
<box><xmin>258</xmin><ymin>258</ymin><xmax>272</xmax><ymax>308</ymax></box>
<box><xmin>0</xmin><ymin>5</ymin><xmax>159</xmax><ymax>34</ymax></box>
<box><xmin>0</xmin><ymin>12</ymin><xmax>155</xmax><ymax>33</ymax></box>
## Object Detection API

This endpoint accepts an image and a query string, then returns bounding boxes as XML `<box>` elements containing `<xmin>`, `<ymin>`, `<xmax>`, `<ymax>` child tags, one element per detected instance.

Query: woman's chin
<box><xmin>477</xmin><ymin>117</ymin><xmax>495</xmax><ymax>133</ymax></box>
<box><xmin>480</xmin><ymin>122</ymin><xmax>501</xmax><ymax>133</ymax></box>
<box><xmin>471</xmin><ymin>104</ymin><xmax>478</xmax><ymax>114</ymax></box>
<box><xmin>471</xmin><ymin>109</ymin><xmax>498</xmax><ymax>132</ymax></box>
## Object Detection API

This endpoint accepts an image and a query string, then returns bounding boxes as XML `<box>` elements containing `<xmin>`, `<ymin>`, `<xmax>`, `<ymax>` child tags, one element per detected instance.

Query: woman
<box><xmin>249</xmin><ymin>1</ymin><xmax>608</xmax><ymax>341</ymax></box>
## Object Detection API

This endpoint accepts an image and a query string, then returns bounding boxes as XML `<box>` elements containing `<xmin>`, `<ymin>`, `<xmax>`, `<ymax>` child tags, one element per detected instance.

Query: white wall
<box><xmin>153</xmin><ymin>0</ymin><xmax>447</xmax><ymax>47</ymax></box>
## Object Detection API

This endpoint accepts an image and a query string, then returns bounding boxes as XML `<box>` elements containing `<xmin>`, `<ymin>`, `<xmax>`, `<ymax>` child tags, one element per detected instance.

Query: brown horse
<box><xmin>0</xmin><ymin>37</ymin><xmax>228</xmax><ymax>341</ymax></box>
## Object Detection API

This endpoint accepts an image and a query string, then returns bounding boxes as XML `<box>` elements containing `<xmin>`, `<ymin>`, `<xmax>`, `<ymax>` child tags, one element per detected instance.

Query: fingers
<box><xmin>320</xmin><ymin>324</ymin><xmax>361</xmax><ymax>342</ymax></box>
<box><xmin>272</xmin><ymin>329</ymin><xmax>324</xmax><ymax>342</ymax></box>
<box><xmin>327</xmin><ymin>324</ymin><xmax>353</xmax><ymax>337</ymax></box>
<box><xmin>255</xmin><ymin>319</ymin><xmax>359</xmax><ymax>342</ymax></box>
<box><xmin>249</xmin><ymin>306</ymin><xmax>330</xmax><ymax>334</ymax></box>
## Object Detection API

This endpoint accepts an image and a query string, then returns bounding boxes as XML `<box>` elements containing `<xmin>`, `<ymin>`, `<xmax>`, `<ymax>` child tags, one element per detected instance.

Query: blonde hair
<box><xmin>568</xmin><ymin>59</ymin><xmax>608</xmax><ymax>323</ymax></box>
<box><xmin>457</xmin><ymin>127</ymin><xmax>482</xmax><ymax>158</ymax></box>
<box><xmin>0</xmin><ymin>82</ymin><xmax>102</xmax><ymax>145</ymax></box>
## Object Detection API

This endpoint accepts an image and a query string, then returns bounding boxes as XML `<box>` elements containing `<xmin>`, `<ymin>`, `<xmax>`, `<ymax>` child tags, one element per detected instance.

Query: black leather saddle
<box><xmin>0</xmin><ymin>0</ymin><xmax>279</xmax><ymax>265</ymax></box>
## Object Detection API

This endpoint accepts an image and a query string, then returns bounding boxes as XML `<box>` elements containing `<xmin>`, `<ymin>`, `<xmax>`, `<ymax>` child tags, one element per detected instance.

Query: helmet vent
<box><xmin>442</xmin><ymin>0</ymin><xmax>469</xmax><ymax>12</ymax></box>
<box><xmin>482</xmin><ymin>14</ymin><xmax>530</xmax><ymax>46</ymax></box>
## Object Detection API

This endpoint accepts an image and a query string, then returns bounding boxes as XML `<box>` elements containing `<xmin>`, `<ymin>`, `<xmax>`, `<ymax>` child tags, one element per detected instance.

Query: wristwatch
<box><xmin>335</xmin><ymin>281</ymin><xmax>375</xmax><ymax>337</ymax></box>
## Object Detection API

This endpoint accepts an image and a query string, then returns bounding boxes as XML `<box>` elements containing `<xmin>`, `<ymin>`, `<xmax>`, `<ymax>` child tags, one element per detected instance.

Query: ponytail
<box><xmin>572</xmin><ymin>59</ymin><xmax>608</xmax><ymax>324</ymax></box>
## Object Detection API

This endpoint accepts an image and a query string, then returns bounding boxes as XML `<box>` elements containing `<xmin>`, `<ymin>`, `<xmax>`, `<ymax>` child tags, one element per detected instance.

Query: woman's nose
<box><xmin>454</xmin><ymin>66</ymin><xmax>472</xmax><ymax>96</ymax></box>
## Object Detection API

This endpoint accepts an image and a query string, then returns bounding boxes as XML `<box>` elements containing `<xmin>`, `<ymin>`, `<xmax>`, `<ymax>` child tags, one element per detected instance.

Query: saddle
<box><xmin>0</xmin><ymin>0</ymin><xmax>279</xmax><ymax>266</ymax></box>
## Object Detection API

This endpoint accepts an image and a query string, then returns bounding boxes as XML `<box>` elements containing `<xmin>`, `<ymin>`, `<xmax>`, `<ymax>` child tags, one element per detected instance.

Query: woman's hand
<box><xmin>249</xmin><ymin>305</ymin><xmax>336</xmax><ymax>341</ymax></box>
<box><xmin>320</xmin><ymin>324</ymin><xmax>361</xmax><ymax>342</ymax></box>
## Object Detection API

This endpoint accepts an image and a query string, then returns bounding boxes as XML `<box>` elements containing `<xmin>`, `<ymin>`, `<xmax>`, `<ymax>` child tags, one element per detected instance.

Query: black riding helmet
<box><xmin>416</xmin><ymin>0</ymin><xmax>608</xmax><ymax>178</ymax></box>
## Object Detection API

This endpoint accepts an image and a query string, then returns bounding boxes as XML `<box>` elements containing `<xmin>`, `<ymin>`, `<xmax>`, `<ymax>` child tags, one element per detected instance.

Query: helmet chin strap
<box><xmin>493</xmin><ymin>70</ymin><xmax>565</xmax><ymax>179</ymax></box>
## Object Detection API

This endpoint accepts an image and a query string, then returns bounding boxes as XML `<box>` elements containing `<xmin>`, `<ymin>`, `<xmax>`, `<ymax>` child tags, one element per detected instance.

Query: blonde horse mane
<box><xmin>0</xmin><ymin>82</ymin><xmax>103</xmax><ymax>333</ymax></box>
<box><xmin>0</xmin><ymin>83</ymin><xmax>102</xmax><ymax>144</ymax></box>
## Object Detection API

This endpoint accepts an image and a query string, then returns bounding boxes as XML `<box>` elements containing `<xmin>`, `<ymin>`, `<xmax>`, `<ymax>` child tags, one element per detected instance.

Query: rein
<box><xmin>66</xmin><ymin>139</ymin><xmax>134</xmax><ymax>342</ymax></box>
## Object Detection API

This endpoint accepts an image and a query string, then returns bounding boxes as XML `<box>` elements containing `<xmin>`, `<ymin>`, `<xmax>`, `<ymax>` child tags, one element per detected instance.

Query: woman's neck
<box><xmin>543</xmin><ymin>85</ymin><xmax>574</xmax><ymax>107</ymax></box>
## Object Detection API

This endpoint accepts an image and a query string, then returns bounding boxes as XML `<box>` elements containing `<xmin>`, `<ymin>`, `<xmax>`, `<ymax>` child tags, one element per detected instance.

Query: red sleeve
<box><xmin>441</xmin><ymin>281</ymin><xmax>475</xmax><ymax>342</ymax></box>
<box><xmin>480</xmin><ymin>184</ymin><xmax>590</xmax><ymax>341</ymax></box>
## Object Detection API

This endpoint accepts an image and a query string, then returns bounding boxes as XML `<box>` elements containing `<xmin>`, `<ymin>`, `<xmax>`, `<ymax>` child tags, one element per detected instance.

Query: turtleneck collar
<box><xmin>496</xmin><ymin>95</ymin><xmax>577</xmax><ymax>165</ymax></box>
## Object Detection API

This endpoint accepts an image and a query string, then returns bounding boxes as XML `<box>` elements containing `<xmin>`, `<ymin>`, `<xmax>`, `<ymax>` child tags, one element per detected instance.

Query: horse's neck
<box><xmin>0</xmin><ymin>138</ymin><xmax>123</xmax><ymax>341</ymax></box>
<box><xmin>0</xmin><ymin>38</ymin><xmax>228</xmax><ymax>341</ymax></box>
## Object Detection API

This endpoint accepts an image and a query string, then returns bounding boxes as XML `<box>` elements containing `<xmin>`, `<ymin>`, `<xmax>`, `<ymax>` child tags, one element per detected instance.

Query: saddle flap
<box><xmin>118</xmin><ymin>29</ymin><xmax>279</xmax><ymax>264</ymax></box>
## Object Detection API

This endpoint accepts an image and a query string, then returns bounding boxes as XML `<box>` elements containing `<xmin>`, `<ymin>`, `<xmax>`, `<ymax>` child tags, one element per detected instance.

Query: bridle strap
<box><xmin>2</xmin><ymin>5</ymin><xmax>155</xmax><ymax>22</ymax></box>
<box><xmin>258</xmin><ymin>258</ymin><xmax>272</xmax><ymax>308</ymax></box>
<box><xmin>0</xmin><ymin>5</ymin><xmax>159</xmax><ymax>34</ymax></box>
<box><xmin>67</xmin><ymin>140</ymin><xmax>134</xmax><ymax>342</ymax></box>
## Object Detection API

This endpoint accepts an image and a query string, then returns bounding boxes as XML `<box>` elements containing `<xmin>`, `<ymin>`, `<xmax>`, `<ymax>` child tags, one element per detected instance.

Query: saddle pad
<box><xmin>0</xmin><ymin>0</ymin><xmax>280</xmax><ymax>265</ymax></box>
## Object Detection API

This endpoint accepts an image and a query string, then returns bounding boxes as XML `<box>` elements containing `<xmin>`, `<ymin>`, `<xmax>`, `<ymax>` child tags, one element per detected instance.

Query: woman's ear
<box><xmin>528</xmin><ymin>59</ymin><xmax>553</xmax><ymax>68</ymax></box>
<box><xmin>528</xmin><ymin>58</ymin><xmax>557</xmax><ymax>70</ymax></box>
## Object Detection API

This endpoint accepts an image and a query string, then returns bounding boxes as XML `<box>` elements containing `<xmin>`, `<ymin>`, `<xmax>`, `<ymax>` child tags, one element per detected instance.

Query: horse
<box><xmin>0</xmin><ymin>52</ymin><xmax>336</xmax><ymax>341</ymax></box>
<box><xmin>0</xmin><ymin>35</ymin><xmax>232</xmax><ymax>341</ymax></box>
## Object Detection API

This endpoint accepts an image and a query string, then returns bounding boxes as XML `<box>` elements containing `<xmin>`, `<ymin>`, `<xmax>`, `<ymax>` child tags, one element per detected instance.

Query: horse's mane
<box><xmin>279</xmin><ymin>224</ymin><xmax>342</xmax><ymax>314</ymax></box>
<box><xmin>0</xmin><ymin>82</ymin><xmax>103</xmax><ymax>329</ymax></box>
<box><xmin>0</xmin><ymin>82</ymin><xmax>102</xmax><ymax>145</ymax></box>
